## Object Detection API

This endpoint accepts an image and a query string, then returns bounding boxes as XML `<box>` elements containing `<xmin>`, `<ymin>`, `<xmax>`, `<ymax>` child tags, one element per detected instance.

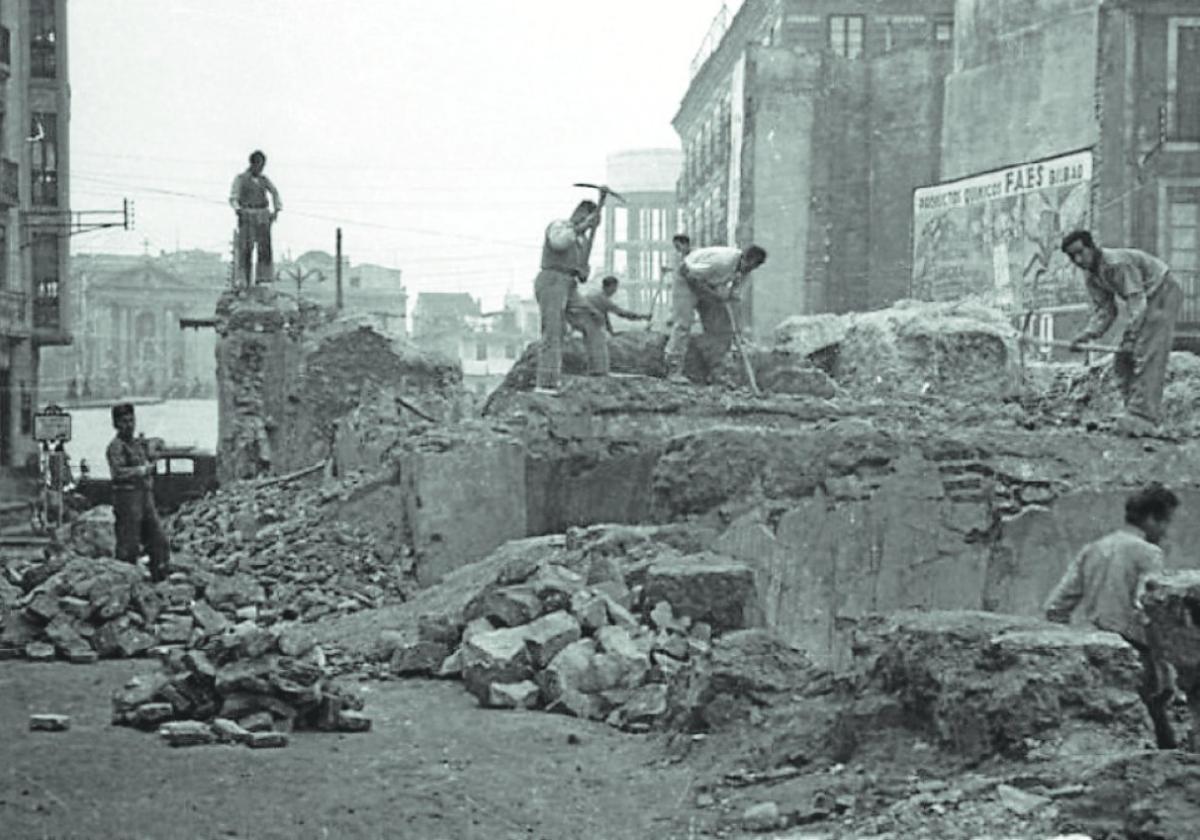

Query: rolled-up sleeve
<box><xmin>546</xmin><ymin>221</ymin><xmax>575</xmax><ymax>252</ymax></box>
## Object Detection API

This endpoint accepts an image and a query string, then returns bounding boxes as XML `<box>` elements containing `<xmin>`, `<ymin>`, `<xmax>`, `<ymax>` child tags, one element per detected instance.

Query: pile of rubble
<box><xmin>0</xmin><ymin>467</ymin><xmax>414</xmax><ymax>662</ymax></box>
<box><xmin>111</xmin><ymin>620</ymin><xmax>368</xmax><ymax>748</ymax></box>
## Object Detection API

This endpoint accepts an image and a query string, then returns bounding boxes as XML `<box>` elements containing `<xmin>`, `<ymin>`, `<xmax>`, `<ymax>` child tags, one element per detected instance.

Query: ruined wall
<box><xmin>941</xmin><ymin>0</ymin><xmax>1102</xmax><ymax>181</ymax></box>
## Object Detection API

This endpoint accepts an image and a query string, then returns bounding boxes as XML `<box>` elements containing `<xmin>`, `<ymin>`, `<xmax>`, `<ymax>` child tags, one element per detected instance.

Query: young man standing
<box><xmin>585</xmin><ymin>276</ymin><xmax>651</xmax><ymax>335</ymax></box>
<box><xmin>1044</xmin><ymin>482</ymin><xmax>1180</xmax><ymax>749</ymax></box>
<box><xmin>105</xmin><ymin>404</ymin><xmax>171</xmax><ymax>583</ymax></box>
<box><xmin>663</xmin><ymin>244</ymin><xmax>767</xmax><ymax>383</ymax></box>
<box><xmin>534</xmin><ymin>200</ymin><xmax>609</xmax><ymax>393</ymax></box>
<box><xmin>1062</xmin><ymin>230</ymin><xmax>1183</xmax><ymax>434</ymax></box>
<box><xmin>229</xmin><ymin>150</ymin><xmax>283</xmax><ymax>286</ymax></box>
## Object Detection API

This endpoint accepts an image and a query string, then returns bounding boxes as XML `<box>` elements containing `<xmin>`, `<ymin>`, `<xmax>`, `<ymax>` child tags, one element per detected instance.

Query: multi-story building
<box><xmin>912</xmin><ymin>0</ymin><xmax>1200</xmax><ymax>348</ymax></box>
<box><xmin>286</xmin><ymin>250</ymin><xmax>407</xmax><ymax>338</ymax></box>
<box><xmin>0</xmin><ymin>0</ymin><xmax>70</xmax><ymax>484</ymax></box>
<box><xmin>599</xmin><ymin>149</ymin><xmax>682</xmax><ymax>329</ymax></box>
<box><xmin>674</xmin><ymin>0</ymin><xmax>955</xmax><ymax>336</ymax></box>
<box><xmin>40</xmin><ymin>251</ymin><xmax>225</xmax><ymax>403</ymax></box>
<box><xmin>412</xmin><ymin>291</ymin><xmax>537</xmax><ymax>394</ymax></box>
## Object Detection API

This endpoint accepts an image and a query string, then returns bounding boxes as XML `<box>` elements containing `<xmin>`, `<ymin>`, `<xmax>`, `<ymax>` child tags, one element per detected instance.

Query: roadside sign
<box><xmin>34</xmin><ymin>404</ymin><xmax>71</xmax><ymax>442</ymax></box>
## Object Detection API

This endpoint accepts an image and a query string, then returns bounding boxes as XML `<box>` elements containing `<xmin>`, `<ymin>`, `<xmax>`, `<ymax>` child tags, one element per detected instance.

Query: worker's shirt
<box><xmin>106</xmin><ymin>435</ymin><xmax>153</xmax><ymax>492</ymax></box>
<box><xmin>1043</xmin><ymin>525</ymin><xmax>1164</xmax><ymax>645</ymax></box>
<box><xmin>1081</xmin><ymin>248</ymin><xmax>1171</xmax><ymax>339</ymax></box>
<box><xmin>229</xmin><ymin>170</ymin><xmax>282</xmax><ymax>213</ymax></box>
<box><xmin>681</xmin><ymin>246</ymin><xmax>746</xmax><ymax>299</ymax></box>
<box><xmin>541</xmin><ymin>220</ymin><xmax>588</xmax><ymax>278</ymax></box>
<box><xmin>585</xmin><ymin>290</ymin><xmax>640</xmax><ymax>332</ymax></box>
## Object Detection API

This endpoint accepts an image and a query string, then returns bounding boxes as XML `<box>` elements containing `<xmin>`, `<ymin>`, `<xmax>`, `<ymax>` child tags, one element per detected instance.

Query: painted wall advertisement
<box><xmin>911</xmin><ymin>150</ymin><xmax>1093</xmax><ymax>310</ymax></box>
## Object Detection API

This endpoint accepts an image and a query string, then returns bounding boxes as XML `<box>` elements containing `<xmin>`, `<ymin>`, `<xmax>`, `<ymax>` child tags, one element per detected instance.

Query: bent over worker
<box><xmin>534</xmin><ymin>200</ymin><xmax>609</xmax><ymax>394</ymax></box>
<box><xmin>105</xmin><ymin>403</ymin><xmax>171</xmax><ymax>583</ymax></box>
<box><xmin>585</xmin><ymin>276</ymin><xmax>651</xmax><ymax>335</ymax></box>
<box><xmin>1063</xmin><ymin>230</ymin><xmax>1183</xmax><ymax>434</ymax></box>
<box><xmin>1043</xmin><ymin>482</ymin><xmax>1179</xmax><ymax>749</ymax></box>
<box><xmin>663</xmin><ymin>244</ymin><xmax>767</xmax><ymax>383</ymax></box>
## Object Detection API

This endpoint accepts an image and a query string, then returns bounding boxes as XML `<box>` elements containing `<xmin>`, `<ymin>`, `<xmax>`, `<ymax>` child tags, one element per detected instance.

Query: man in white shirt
<box><xmin>229</xmin><ymin>150</ymin><xmax>283</xmax><ymax>286</ymax></box>
<box><xmin>663</xmin><ymin>244</ymin><xmax>767</xmax><ymax>383</ymax></box>
<box><xmin>1063</xmin><ymin>230</ymin><xmax>1183</xmax><ymax>434</ymax></box>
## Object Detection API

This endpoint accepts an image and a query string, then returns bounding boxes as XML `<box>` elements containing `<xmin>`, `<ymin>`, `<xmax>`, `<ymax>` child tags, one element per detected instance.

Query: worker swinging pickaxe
<box><xmin>572</xmin><ymin>182</ymin><xmax>626</xmax><ymax>274</ymax></box>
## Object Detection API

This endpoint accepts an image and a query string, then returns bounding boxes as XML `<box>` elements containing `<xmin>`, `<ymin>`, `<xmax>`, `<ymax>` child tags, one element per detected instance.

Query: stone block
<box><xmin>211</xmin><ymin>718</ymin><xmax>251</xmax><ymax>744</ymax></box>
<box><xmin>336</xmin><ymin>711</ymin><xmax>372</xmax><ymax>732</ymax></box>
<box><xmin>95</xmin><ymin>617</ymin><xmax>156</xmax><ymax>659</ymax></box>
<box><xmin>488</xmin><ymin>680</ymin><xmax>542</xmax><ymax>710</ymax></box>
<box><xmin>246</xmin><ymin>731</ymin><xmax>289</xmax><ymax>749</ymax></box>
<box><xmin>159</xmin><ymin>721</ymin><xmax>216</xmax><ymax>747</ymax></box>
<box><xmin>522</xmin><ymin>610</ymin><xmax>582</xmax><ymax>669</ymax></box>
<box><xmin>464</xmin><ymin>585</ymin><xmax>543</xmax><ymax>629</ymax></box>
<box><xmin>206</xmin><ymin>574</ymin><xmax>266</xmax><ymax>610</ymax></box>
<box><xmin>127</xmin><ymin>703</ymin><xmax>176</xmax><ymax>729</ymax></box>
<box><xmin>91</xmin><ymin>584</ymin><xmax>132</xmax><ymax>622</ymax></box>
<box><xmin>68</xmin><ymin>649</ymin><xmax>99</xmax><ymax>664</ymax></box>
<box><xmin>530</xmin><ymin>565</ymin><xmax>586</xmax><ymax>613</ymax></box>
<box><xmin>24</xmin><ymin>641</ymin><xmax>56</xmax><ymax>660</ymax></box>
<box><xmin>24</xmin><ymin>591</ymin><xmax>60</xmax><ymax>623</ymax></box>
<box><xmin>238</xmin><ymin>711</ymin><xmax>275</xmax><ymax>732</ymax></box>
<box><xmin>462</xmin><ymin>617</ymin><xmax>496</xmax><ymax>643</ymax></box>
<box><xmin>597</xmin><ymin>626</ymin><xmax>650</xmax><ymax>672</ymax></box>
<box><xmin>112</xmin><ymin>673</ymin><xmax>170</xmax><ymax>720</ymax></box>
<box><xmin>29</xmin><ymin>714</ymin><xmax>70</xmax><ymax>731</ymax></box>
<box><xmin>539</xmin><ymin>639</ymin><xmax>614</xmax><ymax>715</ymax></box>
<box><xmin>640</xmin><ymin>559</ymin><xmax>756</xmax><ymax>634</ymax></box>
<box><xmin>417</xmin><ymin>614</ymin><xmax>461</xmax><ymax>645</ymax></box>
<box><xmin>57</xmin><ymin>596</ymin><xmax>93</xmax><ymax>621</ymax></box>
<box><xmin>190</xmin><ymin>600</ymin><xmax>229</xmax><ymax>635</ymax></box>
<box><xmin>390</xmin><ymin>640</ymin><xmax>452</xmax><ymax>676</ymax></box>
<box><xmin>569</xmin><ymin>590</ymin><xmax>609</xmax><ymax>633</ymax></box>
<box><xmin>44</xmin><ymin>614</ymin><xmax>89</xmax><ymax>657</ymax></box>
<box><xmin>613</xmin><ymin>683</ymin><xmax>669</xmax><ymax>729</ymax></box>
<box><xmin>215</xmin><ymin>659</ymin><xmax>275</xmax><ymax>695</ymax></box>
<box><xmin>155</xmin><ymin>614</ymin><xmax>194</xmax><ymax>644</ymax></box>
<box><xmin>437</xmin><ymin>649</ymin><xmax>463</xmax><ymax>679</ymax></box>
<box><xmin>461</xmin><ymin>626</ymin><xmax>534</xmax><ymax>704</ymax></box>
<box><xmin>277</xmin><ymin>625</ymin><xmax>318</xmax><ymax>658</ymax></box>
<box><xmin>597</xmin><ymin>591</ymin><xmax>639</xmax><ymax>629</ymax></box>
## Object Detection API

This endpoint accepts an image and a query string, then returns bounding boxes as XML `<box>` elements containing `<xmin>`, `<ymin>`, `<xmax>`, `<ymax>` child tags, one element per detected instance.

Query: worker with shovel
<box><xmin>1062</xmin><ymin>230</ymin><xmax>1183</xmax><ymax>435</ymax></box>
<box><xmin>663</xmin><ymin>244</ymin><xmax>768</xmax><ymax>384</ymax></box>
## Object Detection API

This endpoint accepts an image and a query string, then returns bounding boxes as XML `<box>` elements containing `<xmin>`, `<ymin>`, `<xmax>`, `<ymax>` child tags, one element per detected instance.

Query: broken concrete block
<box><xmin>614</xmin><ymin>683</ymin><xmax>669</xmax><ymax>729</ymax></box>
<box><xmin>57</xmin><ymin>595</ymin><xmax>93</xmax><ymax>621</ymax></box>
<box><xmin>462</xmin><ymin>616</ymin><xmax>496</xmax><ymax>644</ymax></box>
<box><xmin>640</xmin><ymin>559</ymin><xmax>756</xmax><ymax>634</ymax></box>
<box><xmin>211</xmin><ymin>718</ymin><xmax>251</xmax><ymax>744</ymax></box>
<box><xmin>522</xmin><ymin>610</ymin><xmax>582</xmax><ymax>669</ymax></box>
<box><xmin>215</xmin><ymin>659</ymin><xmax>274</xmax><ymax>695</ymax></box>
<box><xmin>461</xmin><ymin>626</ymin><xmax>534</xmax><ymax>703</ymax></box>
<box><xmin>235</xmin><ymin>606</ymin><xmax>259</xmax><ymax>622</ymax></box>
<box><xmin>569</xmin><ymin>590</ymin><xmax>609</xmax><ymax>632</ymax></box>
<box><xmin>24</xmin><ymin>641</ymin><xmax>56</xmax><ymax>660</ymax></box>
<box><xmin>464</xmin><ymin>585</ymin><xmax>543</xmax><ymax>628</ymax></box>
<box><xmin>276</xmin><ymin>625</ymin><xmax>318</xmax><ymax>658</ymax></box>
<box><xmin>417</xmin><ymin>614</ymin><xmax>461</xmax><ymax>645</ymax></box>
<box><xmin>127</xmin><ymin>703</ymin><xmax>176</xmax><ymax>729</ymax></box>
<box><xmin>597</xmin><ymin>591</ymin><xmax>639</xmax><ymax>629</ymax></box>
<box><xmin>159</xmin><ymin>721</ymin><xmax>216</xmax><ymax>747</ymax></box>
<box><xmin>29</xmin><ymin>714</ymin><xmax>70</xmax><ymax>731</ymax></box>
<box><xmin>488</xmin><ymin>680</ymin><xmax>542</xmax><ymax>710</ymax></box>
<box><xmin>155</xmin><ymin>614</ymin><xmax>194</xmax><ymax>644</ymax></box>
<box><xmin>437</xmin><ymin>649</ymin><xmax>463</xmax><ymax>679</ymax></box>
<box><xmin>190</xmin><ymin>600</ymin><xmax>229</xmax><ymax>635</ymax></box>
<box><xmin>92</xmin><ymin>584</ymin><xmax>132</xmax><ymax>622</ymax></box>
<box><xmin>112</xmin><ymin>673</ymin><xmax>170</xmax><ymax>720</ymax></box>
<box><xmin>530</xmin><ymin>565</ymin><xmax>586</xmax><ymax>612</ymax></box>
<box><xmin>538</xmin><ymin>639</ymin><xmax>611</xmax><ymax>719</ymax></box>
<box><xmin>336</xmin><ymin>711</ymin><xmax>372</xmax><ymax>732</ymax></box>
<box><xmin>390</xmin><ymin>640</ymin><xmax>452</xmax><ymax>676</ymax></box>
<box><xmin>238</xmin><ymin>711</ymin><xmax>274</xmax><ymax>733</ymax></box>
<box><xmin>43</xmin><ymin>614</ymin><xmax>89</xmax><ymax>656</ymax></box>
<box><xmin>94</xmin><ymin>616</ymin><xmax>156</xmax><ymax>659</ymax></box>
<box><xmin>24</xmin><ymin>591</ymin><xmax>60</xmax><ymax>623</ymax></box>
<box><xmin>246</xmin><ymin>730</ymin><xmax>288</xmax><ymax>749</ymax></box>
<box><xmin>653</xmin><ymin>631</ymin><xmax>690</xmax><ymax>661</ymax></box>
<box><xmin>741</xmin><ymin>801</ymin><xmax>781</xmax><ymax>832</ymax></box>
<box><xmin>205</xmin><ymin>574</ymin><xmax>266</xmax><ymax>610</ymax></box>
<box><xmin>68</xmin><ymin>649</ymin><xmax>99</xmax><ymax>664</ymax></box>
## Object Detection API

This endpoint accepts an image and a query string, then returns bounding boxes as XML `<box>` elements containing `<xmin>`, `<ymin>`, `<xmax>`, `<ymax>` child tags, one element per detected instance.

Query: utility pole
<box><xmin>335</xmin><ymin>227</ymin><xmax>344</xmax><ymax>312</ymax></box>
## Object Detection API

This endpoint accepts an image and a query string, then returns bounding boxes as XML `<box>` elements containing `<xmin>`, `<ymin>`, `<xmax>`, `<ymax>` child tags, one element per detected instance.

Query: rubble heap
<box><xmin>0</xmin><ymin>470</ymin><xmax>414</xmax><ymax>662</ymax></box>
<box><xmin>1142</xmin><ymin>570</ymin><xmax>1200</xmax><ymax>748</ymax></box>
<box><xmin>111</xmin><ymin>621</ymin><xmax>368</xmax><ymax>747</ymax></box>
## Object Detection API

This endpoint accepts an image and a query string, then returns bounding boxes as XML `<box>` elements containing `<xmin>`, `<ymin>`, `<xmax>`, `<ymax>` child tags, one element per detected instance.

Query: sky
<box><xmin>70</xmin><ymin>0</ymin><xmax>740</xmax><ymax>310</ymax></box>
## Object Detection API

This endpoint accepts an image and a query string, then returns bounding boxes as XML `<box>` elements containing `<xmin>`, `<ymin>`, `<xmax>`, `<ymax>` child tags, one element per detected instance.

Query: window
<box><xmin>934</xmin><ymin>18</ymin><xmax>953</xmax><ymax>43</ymax></box>
<box><xmin>31</xmin><ymin>112</ymin><xmax>57</xmax><ymax>206</ymax></box>
<box><xmin>475</xmin><ymin>341</ymin><xmax>487</xmax><ymax>361</ymax></box>
<box><xmin>829</xmin><ymin>15</ymin><xmax>865</xmax><ymax>59</ymax></box>
<box><xmin>30</xmin><ymin>0</ymin><xmax>56</xmax><ymax>78</ymax></box>
<box><xmin>32</xmin><ymin>232</ymin><xmax>58</xmax><ymax>329</ymax></box>
<box><xmin>1169</xmin><ymin>19</ymin><xmax>1200</xmax><ymax>141</ymax></box>
<box><xmin>1167</xmin><ymin>194</ymin><xmax>1199</xmax><ymax>273</ymax></box>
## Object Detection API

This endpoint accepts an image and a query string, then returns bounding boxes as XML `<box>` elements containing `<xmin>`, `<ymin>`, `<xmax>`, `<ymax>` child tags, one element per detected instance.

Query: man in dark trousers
<box><xmin>229</xmin><ymin>150</ymin><xmax>283</xmax><ymax>286</ymax></box>
<box><xmin>534</xmin><ymin>199</ymin><xmax>609</xmax><ymax>394</ymax></box>
<box><xmin>585</xmin><ymin>276</ymin><xmax>651</xmax><ymax>335</ymax></box>
<box><xmin>105</xmin><ymin>403</ymin><xmax>171</xmax><ymax>583</ymax></box>
<box><xmin>1063</xmin><ymin>230</ymin><xmax>1183</xmax><ymax>435</ymax></box>
<box><xmin>1044</xmin><ymin>482</ymin><xmax>1180</xmax><ymax>749</ymax></box>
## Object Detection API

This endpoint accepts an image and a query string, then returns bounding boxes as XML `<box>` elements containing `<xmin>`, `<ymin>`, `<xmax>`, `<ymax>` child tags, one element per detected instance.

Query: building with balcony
<box><xmin>0</xmin><ymin>0</ymin><xmax>70</xmax><ymax>487</ymax></box>
<box><xmin>599</xmin><ymin>149</ymin><xmax>682</xmax><ymax>330</ymax></box>
<box><xmin>674</xmin><ymin>0</ymin><xmax>954</xmax><ymax>336</ymax></box>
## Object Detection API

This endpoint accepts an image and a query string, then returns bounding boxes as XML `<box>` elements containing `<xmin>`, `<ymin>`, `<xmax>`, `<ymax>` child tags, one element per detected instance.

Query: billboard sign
<box><xmin>911</xmin><ymin>149</ymin><xmax>1093</xmax><ymax>310</ymax></box>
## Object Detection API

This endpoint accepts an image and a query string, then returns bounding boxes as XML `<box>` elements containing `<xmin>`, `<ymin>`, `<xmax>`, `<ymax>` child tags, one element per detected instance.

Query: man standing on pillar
<box><xmin>229</xmin><ymin>150</ymin><xmax>283</xmax><ymax>286</ymax></box>
<box><xmin>534</xmin><ymin>199</ymin><xmax>609</xmax><ymax>394</ymax></box>
<box><xmin>105</xmin><ymin>404</ymin><xmax>171</xmax><ymax>583</ymax></box>
<box><xmin>1063</xmin><ymin>230</ymin><xmax>1183</xmax><ymax>435</ymax></box>
<box><xmin>663</xmin><ymin>244</ymin><xmax>767</xmax><ymax>383</ymax></box>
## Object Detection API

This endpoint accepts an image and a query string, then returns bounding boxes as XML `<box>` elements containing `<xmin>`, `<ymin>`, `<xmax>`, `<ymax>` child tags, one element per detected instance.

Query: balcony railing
<box><xmin>0</xmin><ymin>159</ymin><xmax>18</xmax><ymax>207</ymax></box>
<box><xmin>33</xmin><ymin>295</ymin><xmax>59</xmax><ymax>330</ymax></box>
<box><xmin>0</xmin><ymin>288</ymin><xmax>28</xmax><ymax>335</ymax></box>
<box><xmin>1178</xmin><ymin>270</ymin><xmax>1200</xmax><ymax>324</ymax></box>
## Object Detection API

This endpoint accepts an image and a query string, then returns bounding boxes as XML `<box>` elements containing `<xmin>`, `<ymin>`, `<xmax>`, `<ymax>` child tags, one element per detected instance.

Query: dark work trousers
<box><xmin>113</xmin><ymin>488</ymin><xmax>171</xmax><ymax>583</ymax></box>
<box><xmin>237</xmin><ymin>211</ymin><xmax>274</xmax><ymax>285</ymax></box>
<box><xmin>534</xmin><ymin>269</ymin><xmax>609</xmax><ymax>389</ymax></box>
<box><xmin>664</xmin><ymin>274</ymin><xmax>735</xmax><ymax>379</ymax></box>
<box><xmin>1116</xmin><ymin>274</ymin><xmax>1183</xmax><ymax>424</ymax></box>
<box><xmin>1129</xmin><ymin>638</ymin><xmax>1177</xmax><ymax>749</ymax></box>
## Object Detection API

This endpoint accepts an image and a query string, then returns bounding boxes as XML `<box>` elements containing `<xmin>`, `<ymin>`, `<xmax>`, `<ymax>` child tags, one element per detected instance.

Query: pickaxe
<box><xmin>571</xmin><ymin>183</ymin><xmax>626</xmax><ymax>274</ymax></box>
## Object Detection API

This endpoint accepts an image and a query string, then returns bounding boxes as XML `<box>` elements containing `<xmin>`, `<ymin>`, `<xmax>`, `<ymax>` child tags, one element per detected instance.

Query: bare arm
<box><xmin>263</xmin><ymin>176</ymin><xmax>283</xmax><ymax>213</ymax></box>
<box><xmin>106</xmin><ymin>440</ymin><xmax>148</xmax><ymax>481</ymax></box>
<box><xmin>229</xmin><ymin>174</ymin><xmax>242</xmax><ymax>210</ymax></box>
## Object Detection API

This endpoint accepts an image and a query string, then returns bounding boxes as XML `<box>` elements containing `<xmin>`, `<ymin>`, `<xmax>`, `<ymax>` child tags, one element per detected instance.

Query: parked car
<box><xmin>76</xmin><ymin>446</ymin><xmax>218</xmax><ymax>516</ymax></box>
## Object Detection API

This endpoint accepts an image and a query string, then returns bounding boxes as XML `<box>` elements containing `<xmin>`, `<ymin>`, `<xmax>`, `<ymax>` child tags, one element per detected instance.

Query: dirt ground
<box><xmin>2</xmin><ymin>661</ymin><xmax>708</xmax><ymax>840</ymax></box>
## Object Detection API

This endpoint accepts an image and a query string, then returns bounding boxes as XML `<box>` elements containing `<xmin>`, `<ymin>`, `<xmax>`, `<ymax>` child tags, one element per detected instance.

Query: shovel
<box><xmin>724</xmin><ymin>302</ymin><xmax>761</xmax><ymax>397</ymax></box>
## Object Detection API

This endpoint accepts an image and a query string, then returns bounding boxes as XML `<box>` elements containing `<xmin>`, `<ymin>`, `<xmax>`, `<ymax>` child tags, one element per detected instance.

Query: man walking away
<box><xmin>1062</xmin><ymin>230</ymin><xmax>1183</xmax><ymax>435</ymax></box>
<box><xmin>534</xmin><ymin>200</ymin><xmax>609</xmax><ymax>394</ymax></box>
<box><xmin>663</xmin><ymin>244</ymin><xmax>767</xmax><ymax>383</ymax></box>
<box><xmin>1044</xmin><ymin>481</ymin><xmax>1180</xmax><ymax>749</ymax></box>
<box><xmin>105</xmin><ymin>403</ymin><xmax>171</xmax><ymax>583</ymax></box>
<box><xmin>230</xmin><ymin>150</ymin><xmax>283</xmax><ymax>286</ymax></box>
<box><xmin>585</xmin><ymin>276</ymin><xmax>651</xmax><ymax>335</ymax></box>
